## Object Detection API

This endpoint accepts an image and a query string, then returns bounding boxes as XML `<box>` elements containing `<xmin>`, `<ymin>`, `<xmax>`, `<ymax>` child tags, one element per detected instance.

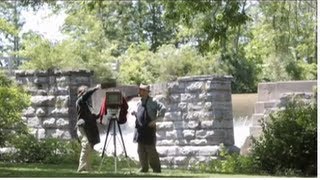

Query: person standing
<box><xmin>133</xmin><ymin>84</ymin><xmax>166</xmax><ymax>173</ymax></box>
<box><xmin>76</xmin><ymin>84</ymin><xmax>101</xmax><ymax>173</ymax></box>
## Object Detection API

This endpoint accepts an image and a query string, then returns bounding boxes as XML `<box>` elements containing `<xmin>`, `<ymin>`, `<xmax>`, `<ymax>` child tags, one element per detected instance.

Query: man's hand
<box><xmin>148</xmin><ymin>120</ymin><xmax>156</xmax><ymax>128</ymax></box>
<box><xmin>96</xmin><ymin>84</ymin><xmax>101</xmax><ymax>89</ymax></box>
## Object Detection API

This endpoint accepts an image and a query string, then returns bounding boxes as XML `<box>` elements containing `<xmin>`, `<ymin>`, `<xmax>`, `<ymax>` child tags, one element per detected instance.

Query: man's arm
<box><xmin>82</xmin><ymin>84</ymin><xmax>101</xmax><ymax>101</ymax></box>
<box><xmin>148</xmin><ymin>100</ymin><xmax>166</xmax><ymax>128</ymax></box>
<box><xmin>156</xmin><ymin>100</ymin><xmax>166</xmax><ymax>119</ymax></box>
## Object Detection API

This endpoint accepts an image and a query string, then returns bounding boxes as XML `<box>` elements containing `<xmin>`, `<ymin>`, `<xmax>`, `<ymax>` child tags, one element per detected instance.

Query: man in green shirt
<box><xmin>133</xmin><ymin>84</ymin><xmax>166</xmax><ymax>173</ymax></box>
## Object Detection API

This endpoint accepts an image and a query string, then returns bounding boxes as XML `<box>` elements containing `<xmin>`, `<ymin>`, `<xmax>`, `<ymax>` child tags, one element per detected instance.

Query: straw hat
<box><xmin>139</xmin><ymin>84</ymin><xmax>150</xmax><ymax>92</ymax></box>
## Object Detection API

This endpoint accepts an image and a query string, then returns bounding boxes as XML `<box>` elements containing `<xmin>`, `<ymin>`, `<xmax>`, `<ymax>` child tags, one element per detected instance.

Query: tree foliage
<box><xmin>5</xmin><ymin>0</ymin><xmax>316</xmax><ymax>93</ymax></box>
<box><xmin>0</xmin><ymin>71</ymin><xmax>30</xmax><ymax>147</ymax></box>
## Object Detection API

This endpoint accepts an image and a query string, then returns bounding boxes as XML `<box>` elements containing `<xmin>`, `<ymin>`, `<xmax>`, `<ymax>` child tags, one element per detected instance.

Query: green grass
<box><xmin>0</xmin><ymin>162</ymin><xmax>275</xmax><ymax>178</ymax></box>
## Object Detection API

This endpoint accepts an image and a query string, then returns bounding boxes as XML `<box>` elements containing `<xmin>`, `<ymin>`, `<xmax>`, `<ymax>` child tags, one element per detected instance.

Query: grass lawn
<box><xmin>0</xmin><ymin>162</ymin><xmax>275</xmax><ymax>178</ymax></box>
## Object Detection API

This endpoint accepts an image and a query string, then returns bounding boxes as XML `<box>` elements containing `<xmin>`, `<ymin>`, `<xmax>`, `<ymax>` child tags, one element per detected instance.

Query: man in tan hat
<box><xmin>133</xmin><ymin>84</ymin><xmax>166</xmax><ymax>173</ymax></box>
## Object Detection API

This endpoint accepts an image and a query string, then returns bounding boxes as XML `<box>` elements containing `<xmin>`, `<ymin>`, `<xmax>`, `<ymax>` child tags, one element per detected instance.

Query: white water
<box><xmin>93</xmin><ymin>98</ymin><xmax>252</xmax><ymax>159</ymax></box>
<box><xmin>233</xmin><ymin>116</ymin><xmax>252</xmax><ymax>148</ymax></box>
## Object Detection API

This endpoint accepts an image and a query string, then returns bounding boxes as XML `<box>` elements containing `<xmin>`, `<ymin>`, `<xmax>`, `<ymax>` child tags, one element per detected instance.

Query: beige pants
<box><xmin>77</xmin><ymin>127</ymin><xmax>93</xmax><ymax>172</ymax></box>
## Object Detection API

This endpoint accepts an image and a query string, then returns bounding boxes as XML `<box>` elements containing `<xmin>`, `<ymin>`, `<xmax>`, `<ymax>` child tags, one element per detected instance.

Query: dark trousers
<box><xmin>137</xmin><ymin>143</ymin><xmax>161</xmax><ymax>172</ymax></box>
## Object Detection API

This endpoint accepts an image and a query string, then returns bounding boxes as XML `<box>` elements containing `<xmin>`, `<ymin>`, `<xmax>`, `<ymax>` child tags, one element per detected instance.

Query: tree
<box><xmin>0</xmin><ymin>71</ymin><xmax>30</xmax><ymax>147</ymax></box>
<box><xmin>245</xmin><ymin>1</ymin><xmax>317</xmax><ymax>82</ymax></box>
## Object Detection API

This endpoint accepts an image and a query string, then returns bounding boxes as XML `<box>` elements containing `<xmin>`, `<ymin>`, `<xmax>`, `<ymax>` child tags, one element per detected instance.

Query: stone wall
<box><xmin>250</xmin><ymin>80</ymin><xmax>317</xmax><ymax>137</ymax></box>
<box><xmin>15</xmin><ymin>69</ymin><xmax>93</xmax><ymax>140</ymax></box>
<box><xmin>240</xmin><ymin>80</ymin><xmax>317</xmax><ymax>155</ymax></box>
<box><xmin>15</xmin><ymin>71</ymin><xmax>237</xmax><ymax>168</ymax></box>
<box><xmin>150</xmin><ymin>75</ymin><xmax>236</xmax><ymax>168</ymax></box>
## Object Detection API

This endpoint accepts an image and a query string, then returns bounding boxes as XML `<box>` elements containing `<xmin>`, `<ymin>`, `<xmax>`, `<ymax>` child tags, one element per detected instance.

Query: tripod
<box><xmin>99</xmin><ymin>108</ymin><xmax>130</xmax><ymax>173</ymax></box>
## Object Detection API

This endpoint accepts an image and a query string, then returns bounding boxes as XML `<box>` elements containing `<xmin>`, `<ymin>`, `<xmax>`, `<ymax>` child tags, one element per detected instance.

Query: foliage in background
<box><xmin>251</xmin><ymin>94</ymin><xmax>317</xmax><ymax>176</ymax></box>
<box><xmin>0</xmin><ymin>0</ymin><xmax>316</xmax><ymax>93</ymax></box>
<box><xmin>0</xmin><ymin>71</ymin><xmax>30</xmax><ymax>147</ymax></box>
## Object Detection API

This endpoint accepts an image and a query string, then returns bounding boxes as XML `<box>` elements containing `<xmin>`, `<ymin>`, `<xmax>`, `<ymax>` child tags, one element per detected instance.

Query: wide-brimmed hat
<box><xmin>139</xmin><ymin>84</ymin><xmax>150</xmax><ymax>92</ymax></box>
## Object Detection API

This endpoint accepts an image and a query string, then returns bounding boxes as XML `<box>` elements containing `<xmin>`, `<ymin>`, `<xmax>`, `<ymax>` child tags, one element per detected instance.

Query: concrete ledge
<box><xmin>257</xmin><ymin>80</ymin><xmax>317</xmax><ymax>101</ymax></box>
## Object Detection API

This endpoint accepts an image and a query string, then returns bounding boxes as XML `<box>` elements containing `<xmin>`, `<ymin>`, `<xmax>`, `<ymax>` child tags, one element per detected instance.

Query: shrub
<box><xmin>4</xmin><ymin>135</ymin><xmax>81</xmax><ymax>164</ymax></box>
<box><xmin>0</xmin><ymin>71</ymin><xmax>30</xmax><ymax>147</ymax></box>
<box><xmin>251</xmin><ymin>95</ymin><xmax>317</xmax><ymax>176</ymax></box>
<box><xmin>190</xmin><ymin>144</ymin><xmax>259</xmax><ymax>175</ymax></box>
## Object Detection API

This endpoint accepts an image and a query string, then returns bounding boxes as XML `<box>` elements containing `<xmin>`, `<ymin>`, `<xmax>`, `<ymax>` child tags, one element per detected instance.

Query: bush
<box><xmin>3</xmin><ymin>135</ymin><xmax>81</xmax><ymax>164</ymax></box>
<box><xmin>0</xmin><ymin>71</ymin><xmax>30</xmax><ymax>147</ymax></box>
<box><xmin>251</xmin><ymin>95</ymin><xmax>317</xmax><ymax>176</ymax></box>
<box><xmin>190</xmin><ymin>144</ymin><xmax>259</xmax><ymax>175</ymax></box>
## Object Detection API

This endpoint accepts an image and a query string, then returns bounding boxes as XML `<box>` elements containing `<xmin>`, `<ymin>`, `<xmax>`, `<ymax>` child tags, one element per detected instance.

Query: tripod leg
<box><xmin>113</xmin><ymin>119</ymin><xmax>118</xmax><ymax>173</ymax></box>
<box><xmin>101</xmin><ymin>120</ymin><xmax>113</xmax><ymax>159</ymax></box>
<box><xmin>117</xmin><ymin>122</ymin><xmax>128</xmax><ymax>158</ymax></box>
<box><xmin>116</xmin><ymin>121</ymin><xmax>132</xmax><ymax>174</ymax></box>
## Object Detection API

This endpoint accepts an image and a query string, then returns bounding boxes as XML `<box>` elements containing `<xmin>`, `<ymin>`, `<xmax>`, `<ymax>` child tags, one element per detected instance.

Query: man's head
<box><xmin>77</xmin><ymin>85</ymin><xmax>88</xmax><ymax>97</ymax></box>
<box><xmin>138</xmin><ymin>84</ymin><xmax>150</xmax><ymax>98</ymax></box>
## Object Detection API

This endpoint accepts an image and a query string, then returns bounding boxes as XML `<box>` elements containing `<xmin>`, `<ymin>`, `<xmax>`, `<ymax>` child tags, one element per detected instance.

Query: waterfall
<box><xmin>233</xmin><ymin>116</ymin><xmax>252</xmax><ymax>148</ymax></box>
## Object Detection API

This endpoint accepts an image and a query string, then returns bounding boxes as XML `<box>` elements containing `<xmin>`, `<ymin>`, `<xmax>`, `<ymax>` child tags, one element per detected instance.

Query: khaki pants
<box><xmin>77</xmin><ymin>127</ymin><xmax>93</xmax><ymax>172</ymax></box>
<box><xmin>137</xmin><ymin>143</ymin><xmax>161</xmax><ymax>172</ymax></box>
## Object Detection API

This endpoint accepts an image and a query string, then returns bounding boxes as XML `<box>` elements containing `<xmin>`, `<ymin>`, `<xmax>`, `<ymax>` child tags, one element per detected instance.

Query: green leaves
<box><xmin>0</xmin><ymin>71</ymin><xmax>30</xmax><ymax>147</ymax></box>
<box><xmin>251</xmin><ymin>96</ymin><xmax>317</xmax><ymax>176</ymax></box>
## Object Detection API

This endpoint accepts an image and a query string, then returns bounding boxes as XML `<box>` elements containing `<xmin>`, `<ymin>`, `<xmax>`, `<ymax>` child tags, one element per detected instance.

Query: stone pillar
<box><xmin>151</xmin><ymin>75</ymin><xmax>236</xmax><ymax>168</ymax></box>
<box><xmin>15</xmin><ymin>69</ymin><xmax>93</xmax><ymax>140</ymax></box>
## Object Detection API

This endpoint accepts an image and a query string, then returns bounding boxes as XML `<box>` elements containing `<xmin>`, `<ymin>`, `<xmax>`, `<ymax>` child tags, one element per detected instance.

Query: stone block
<box><xmin>200</xmin><ymin>120</ymin><xmax>213</xmax><ymax>129</ymax></box>
<box><xmin>49</xmin><ymin>107</ymin><xmax>69</xmax><ymax>117</ymax></box>
<box><xmin>181</xmin><ymin>93</ymin><xmax>197</xmax><ymax>102</ymax></box>
<box><xmin>157</xmin><ymin>146</ymin><xmax>178</xmax><ymax>156</ymax></box>
<box><xmin>190</xmin><ymin>139</ymin><xmax>207</xmax><ymax>145</ymax></box>
<box><xmin>196</xmin><ymin>130</ymin><xmax>214</xmax><ymax>139</ymax></box>
<box><xmin>183</xmin><ymin>130</ymin><xmax>195</xmax><ymax>139</ymax></box>
<box><xmin>206</xmin><ymin>130</ymin><xmax>227</xmax><ymax>145</ymax></box>
<box><xmin>37</xmin><ymin>128</ymin><xmax>46</xmax><ymax>139</ymax></box>
<box><xmin>56</xmin><ymin>95</ymin><xmax>69</xmax><ymax>108</ymax></box>
<box><xmin>56</xmin><ymin>118</ymin><xmax>69</xmax><ymax>128</ymax></box>
<box><xmin>157</xmin><ymin>139</ymin><xmax>175</xmax><ymax>146</ymax></box>
<box><xmin>36</xmin><ymin>108</ymin><xmax>46</xmax><ymax>117</ymax></box>
<box><xmin>178</xmin><ymin>102</ymin><xmax>188</xmax><ymax>112</ymax></box>
<box><xmin>174</xmin><ymin>139</ymin><xmax>187</xmax><ymax>145</ymax></box>
<box><xmin>23</xmin><ymin>107</ymin><xmax>35</xmax><ymax>117</ymax></box>
<box><xmin>43</xmin><ymin>118</ymin><xmax>56</xmax><ymax>128</ymax></box>
<box><xmin>186</xmin><ymin>120</ymin><xmax>200</xmax><ymax>129</ymax></box>
<box><xmin>185</xmin><ymin>81</ymin><xmax>205</xmax><ymax>92</ymax></box>
<box><xmin>164</xmin><ymin>111</ymin><xmax>181</xmax><ymax>121</ymax></box>
<box><xmin>166</xmin><ymin>130</ymin><xmax>177</xmax><ymax>139</ymax></box>
<box><xmin>46</xmin><ymin>129</ymin><xmax>71</xmax><ymax>139</ymax></box>
<box><xmin>31</xmin><ymin>96</ymin><xmax>55</xmax><ymax>106</ymax></box>
<box><xmin>168</xmin><ymin>94</ymin><xmax>180</xmax><ymax>103</ymax></box>
<box><xmin>157</xmin><ymin>121</ymin><xmax>173</xmax><ymax>130</ymax></box>
<box><xmin>33</xmin><ymin>77</ymin><xmax>48</xmax><ymax>84</ymax></box>
<box><xmin>27</xmin><ymin>117</ymin><xmax>40</xmax><ymax>128</ymax></box>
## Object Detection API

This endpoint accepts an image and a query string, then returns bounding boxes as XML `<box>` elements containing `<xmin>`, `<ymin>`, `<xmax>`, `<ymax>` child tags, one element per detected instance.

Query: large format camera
<box><xmin>105</xmin><ymin>88</ymin><xmax>123</xmax><ymax>109</ymax></box>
